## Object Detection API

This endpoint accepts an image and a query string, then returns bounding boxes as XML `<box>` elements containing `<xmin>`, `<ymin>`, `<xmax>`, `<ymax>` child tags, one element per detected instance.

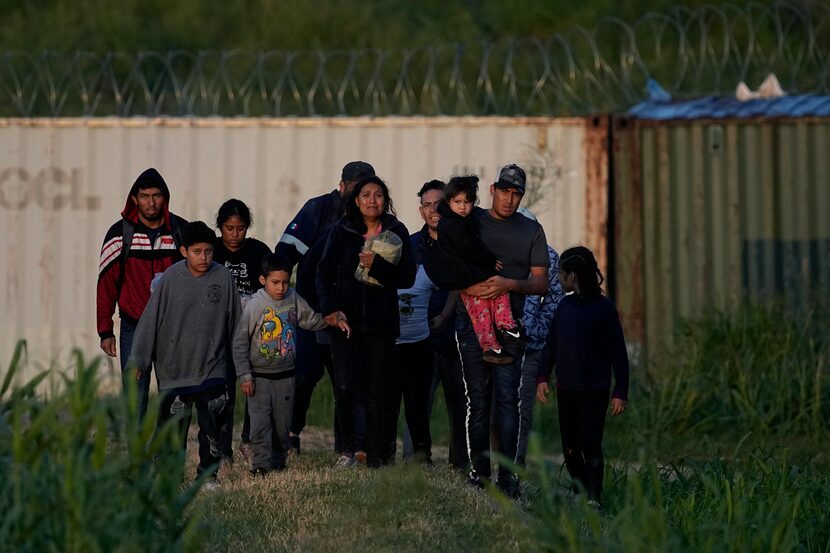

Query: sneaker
<box><xmin>354</xmin><ymin>450</ymin><xmax>367</xmax><ymax>464</ymax></box>
<box><xmin>238</xmin><ymin>442</ymin><xmax>252</xmax><ymax>462</ymax></box>
<box><xmin>586</xmin><ymin>498</ymin><xmax>603</xmax><ymax>511</ymax></box>
<box><xmin>482</xmin><ymin>348</ymin><xmax>514</xmax><ymax>365</ymax></box>
<box><xmin>467</xmin><ymin>471</ymin><xmax>486</xmax><ymax>490</ymax></box>
<box><xmin>334</xmin><ymin>455</ymin><xmax>357</xmax><ymax>468</ymax></box>
<box><xmin>202</xmin><ymin>479</ymin><xmax>220</xmax><ymax>492</ymax></box>
<box><xmin>497</xmin><ymin>473</ymin><xmax>521</xmax><ymax>500</ymax></box>
<box><xmin>498</xmin><ymin>326</ymin><xmax>525</xmax><ymax>348</ymax></box>
<box><xmin>289</xmin><ymin>434</ymin><xmax>301</xmax><ymax>456</ymax></box>
<box><xmin>250</xmin><ymin>467</ymin><xmax>271</xmax><ymax>477</ymax></box>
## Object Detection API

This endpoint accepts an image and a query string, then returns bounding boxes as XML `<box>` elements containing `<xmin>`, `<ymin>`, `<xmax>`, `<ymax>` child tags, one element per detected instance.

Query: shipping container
<box><xmin>613</xmin><ymin>100</ymin><xmax>830</xmax><ymax>366</ymax></box>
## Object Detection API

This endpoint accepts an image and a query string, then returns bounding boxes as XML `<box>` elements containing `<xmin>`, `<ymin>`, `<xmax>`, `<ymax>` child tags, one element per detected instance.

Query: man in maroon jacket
<box><xmin>97</xmin><ymin>168</ymin><xmax>187</xmax><ymax>417</ymax></box>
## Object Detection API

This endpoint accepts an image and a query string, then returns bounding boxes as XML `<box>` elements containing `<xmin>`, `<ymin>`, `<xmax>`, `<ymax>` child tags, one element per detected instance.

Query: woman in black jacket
<box><xmin>316</xmin><ymin>175</ymin><xmax>417</xmax><ymax>468</ymax></box>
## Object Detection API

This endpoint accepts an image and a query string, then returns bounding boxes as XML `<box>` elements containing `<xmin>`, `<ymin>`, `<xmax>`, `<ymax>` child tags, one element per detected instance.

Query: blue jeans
<box><xmin>455</xmin><ymin>304</ymin><xmax>523</xmax><ymax>482</ymax></box>
<box><xmin>119</xmin><ymin>317</ymin><xmax>151</xmax><ymax>419</ymax></box>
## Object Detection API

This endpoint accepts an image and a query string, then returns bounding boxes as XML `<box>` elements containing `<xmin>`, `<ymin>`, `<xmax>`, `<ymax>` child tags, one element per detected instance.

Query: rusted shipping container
<box><xmin>613</xmin><ymin>113</ymin><xmax>830</xmax><ymax>365</ymax></box>
<box><xmin>0</xmin><ymin>116</ymin><xmax>607</xmax><ymax>385</ymax></box>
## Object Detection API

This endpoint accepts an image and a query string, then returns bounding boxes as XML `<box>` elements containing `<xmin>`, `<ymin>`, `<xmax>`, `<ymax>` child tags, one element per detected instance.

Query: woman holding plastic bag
<box><xmin>316</xmin><ymin>175</ymin><xmax>417</xmax><ymax>468</ymax></box>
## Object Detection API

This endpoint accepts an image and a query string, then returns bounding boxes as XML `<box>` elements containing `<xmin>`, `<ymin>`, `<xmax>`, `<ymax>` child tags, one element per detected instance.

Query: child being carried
<box><xmin>425</xmin><ymin>175</ymin><xmax>521</xmax><ymax>364</ymax></box>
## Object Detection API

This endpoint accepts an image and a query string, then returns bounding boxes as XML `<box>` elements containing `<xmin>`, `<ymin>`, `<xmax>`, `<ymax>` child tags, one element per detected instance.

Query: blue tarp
<box><xmin>628</xmin><ymin>80</ymin><xmax>830</xmax><ymax>120</ymax></box>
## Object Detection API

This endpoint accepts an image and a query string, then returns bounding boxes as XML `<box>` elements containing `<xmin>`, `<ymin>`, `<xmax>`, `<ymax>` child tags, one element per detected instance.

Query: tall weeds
<box><xmin>0</xmin><ymin>342</ymin><xmax>203</xmax><ymax>553</ymax></box>
<box><xmin>530</xmin><ymin>450</ymin><xmax>830</xmax><ymax>552</ymax></box>
<box><xmin>529</xmin><ymin>302</ymin><xmax>830</xmax><ymax>552</ymax></box>
<box><xmin>634</xmin><ymin>303</ymin><xmax>829</xmax><ymax>442</ymax></box>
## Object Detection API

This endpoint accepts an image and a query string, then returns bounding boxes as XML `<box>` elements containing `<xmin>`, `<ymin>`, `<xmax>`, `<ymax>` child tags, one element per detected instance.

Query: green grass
<box><xmin>527</xmin><ymin>449</ymin><xmax>830</xmax><ymax>552</ymax></box>
<box><xmin>195</xmin><ymin>452</ymin><xmax>532</xmax><ymax>553</ymax></box>
<box><xmin>2</xmin><ymin>300</ymin><xmax>829</xmax><ymax>552</ymax></box>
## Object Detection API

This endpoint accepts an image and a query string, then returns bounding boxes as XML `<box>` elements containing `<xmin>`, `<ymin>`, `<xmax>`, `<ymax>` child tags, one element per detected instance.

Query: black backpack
<box><xmin>116</xmin><ymin>217</ymin><xmax>183</xmax><ymax>296</ymax></box>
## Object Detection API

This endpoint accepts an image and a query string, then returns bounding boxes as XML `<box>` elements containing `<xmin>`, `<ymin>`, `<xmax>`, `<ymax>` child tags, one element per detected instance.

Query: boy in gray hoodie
<box><xmin>233</xmin><ymin>253</ymin><xmax>350</xmax><ymax>474</ymax></box>
<box><xmin>130</xmin><ymin>221</ymin><xmax>241</xmax><ymax>485</ymax></box>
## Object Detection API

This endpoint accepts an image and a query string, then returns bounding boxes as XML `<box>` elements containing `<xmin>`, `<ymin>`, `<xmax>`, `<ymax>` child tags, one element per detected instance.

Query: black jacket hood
<box><xmin>122</xmin><ymin>168</ymin><xmax>173</xmax><ymax>227</ymax></box>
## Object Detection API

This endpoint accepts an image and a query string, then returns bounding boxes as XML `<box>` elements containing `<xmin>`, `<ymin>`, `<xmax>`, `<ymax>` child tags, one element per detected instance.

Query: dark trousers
<box><xmin>158</xmin><ymin>384</ymin><xmax>228</xmax><ymax>477</ymax></box>
<box><xmin>290</xmin><ymin>329</ymin><xmax>339</xmax><ymax>447</ymax></box>
<box><xmin>330</xmin><ymin>328</ymin><xmax>397</xmax><ymax>467</ymax></box>
<box><xmin>434</xmin><ymin>343</ymin><xmax>470</xmax><ymax>469</ymax></box>
<box><xmin>394</xmin><ymin>339</ymin><xmax>434</xmax><ymax>462</ymax></box>
<box><xmin>456</xmin><ymin>306</ymin><xmax>523</xmax><ymax>482</ymax></box>
<box><xmin>119</xmin><ymin>318</ymin><xmax>151</xmax><ymax>419</ymax></box>
<box><xmin>219</xmin><ymin>365</ymin><xmax>237</xmax><ymax>458</ymax></box>
<box><xmin>557</xmin><ymin>387</ymin><xmax>609</xmax><ymax>503</ymax></box>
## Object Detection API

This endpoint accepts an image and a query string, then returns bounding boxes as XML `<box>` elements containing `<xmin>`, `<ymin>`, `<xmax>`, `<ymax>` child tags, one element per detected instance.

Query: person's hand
<box><xmin>610</xmin><ymin>398</ymin><xmax>627</xmax><ymax>416</ymax></box>
<box><xmin>241</xmin><ymin>380</ymin><xmax>255</xmax><ymax>397</ymax></box>
<box><xmin>475</xmin><ymin>276</ymin><xmax>513</xmax><ymax>300</ymax></box>
<box><xmin>100</xmin><ymin>337</ymin><xmax>117</xmax><ymax>357</ymax></box>
<box><xmin>358</xmin><ymin>250</ymin><xmax>376</xmax><ymax>270</ymax></box>
<box><xmin>337</xmin><ymin>319</ymin><xmax>352</xmax><ymax>339</ymax></box>
<box><xmin>536</xmin><ymin>382</ymin><xmax>550</xmax><ymax>403</ymax></box>
<box><xmin>325</xmin><ymin>311</ymin><xmax>346</xmax><ymax>326</ymax></box>
<box><xmin>495</xmin><ymin>260</ymin><xmax>504</xmax><ymax>271</ymax></box>
<box><xmin>463</xmin><ymin>281</ymin><xmax>489</xmax><ymax>297</ymax></box>
<box><xmin>429</xmin><ymin>314</ymin><xmax>447</xmax><ymax>331</ymax></box>
<box><xmin>135</xmin><ymin>368</ymin><xmax>143</xmax><ymax>381</ymax></box>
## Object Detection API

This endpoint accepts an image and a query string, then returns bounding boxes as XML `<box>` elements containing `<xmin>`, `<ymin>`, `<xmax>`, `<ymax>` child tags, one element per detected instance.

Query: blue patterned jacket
<box><xmin>522</xmin><ymin>245</ymin><xmax>565</xmax><ymax>351</ymax></box>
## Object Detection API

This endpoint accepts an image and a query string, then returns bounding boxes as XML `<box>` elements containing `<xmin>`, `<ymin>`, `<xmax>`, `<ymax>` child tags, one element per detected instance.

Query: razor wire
<box><xmin>1</xmin><ymin>0</ymin><xmax>829</xmax><ymax>117</ymax></box>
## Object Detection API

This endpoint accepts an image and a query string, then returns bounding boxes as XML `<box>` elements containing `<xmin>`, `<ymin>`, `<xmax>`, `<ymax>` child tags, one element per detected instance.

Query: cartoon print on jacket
<box><xmin>258</xmin><ymin>306</ymin><xmax>298</xmax><ymax>360</ymax></box>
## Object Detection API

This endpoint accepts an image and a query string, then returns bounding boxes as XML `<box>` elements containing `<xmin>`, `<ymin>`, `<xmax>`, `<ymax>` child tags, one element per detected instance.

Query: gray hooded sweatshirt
<box><xmin>232</xmin><ymin>288</ymin><xmax>327</xmax><ymax>382</ymax></box>
<box><xmin>129</xmin><ymin>260</ymin><xmax>241</xmax><ymax>390</ymax></box>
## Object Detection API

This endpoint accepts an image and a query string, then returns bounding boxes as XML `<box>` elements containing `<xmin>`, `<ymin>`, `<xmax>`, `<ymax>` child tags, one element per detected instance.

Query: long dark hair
<box><xmin>344</xmin><ymin>175</ymin><xmax>395</xmax><ymax>233</ymax></box>
<box><xmin>560</xmin><ymin>246</ymin><xmax>604</xmax><ymax>297</ymax></box>
<box><xmin>216</xmin><ymin>198</ymin><xmax>253</xmax><ymax>228</ymax></box>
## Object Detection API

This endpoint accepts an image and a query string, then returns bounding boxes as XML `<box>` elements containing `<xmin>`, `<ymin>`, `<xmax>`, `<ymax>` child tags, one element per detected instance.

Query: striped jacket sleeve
<box><xmin>96</xmin><ymin>222</ymin><xmax>123</xmax><ymax>339</ymax></box>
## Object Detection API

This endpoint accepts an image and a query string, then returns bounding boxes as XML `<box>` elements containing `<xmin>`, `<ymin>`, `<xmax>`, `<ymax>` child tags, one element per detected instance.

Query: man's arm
<box><xmin>464</xmin><ymin>266</ymin><xmax>548</xmax><ymax>299</ymax></box>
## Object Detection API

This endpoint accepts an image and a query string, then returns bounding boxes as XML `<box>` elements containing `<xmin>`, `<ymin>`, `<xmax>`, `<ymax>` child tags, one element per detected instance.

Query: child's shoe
<box><xmin>202</xmin><ymin>478</ymin><xmax>221</xmax><ymax>491</ymax></box>
<box><xmin>497</xmin><ymin>326</ymin><xmax>525</xmax><ymax>348</ymax></box>
<box><xmin>482</xmin><ymin>348</ymin><xmax>514</xmax><ymax>365</ymax></box>
<box><xmin>354</xmin><ymin>450</ymin><xmax>367</xmax><ymax>464</ymax></box>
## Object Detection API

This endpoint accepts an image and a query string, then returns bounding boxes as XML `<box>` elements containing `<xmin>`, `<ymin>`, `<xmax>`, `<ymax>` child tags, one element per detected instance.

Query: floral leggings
<box><xmin>459</xmin><ymin>292</ymin><xmax>517</xmax><ymax>352</ymax></box>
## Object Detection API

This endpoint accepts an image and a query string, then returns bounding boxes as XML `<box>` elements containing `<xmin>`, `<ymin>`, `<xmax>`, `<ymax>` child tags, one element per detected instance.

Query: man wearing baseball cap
<box><xmin>457</xmin><ymin>163</ymin><xmax>549</xmax><ymax>498</ymax></box>
<box><xmin>274</xmin><ymin>161</ymin><xmax>375</xmax><ymax>458</ymax></box>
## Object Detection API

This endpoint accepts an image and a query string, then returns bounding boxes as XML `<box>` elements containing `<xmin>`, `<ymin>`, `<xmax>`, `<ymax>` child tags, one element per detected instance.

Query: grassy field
<box><xmin>192</xmin><ymin>434</ymin><xmax>533</xmax><ymax>553</ymax></box>
<box><xmin>2</xmin><ymin>302</ymin><xmax>829</xmax><ymax>552</ymax></box>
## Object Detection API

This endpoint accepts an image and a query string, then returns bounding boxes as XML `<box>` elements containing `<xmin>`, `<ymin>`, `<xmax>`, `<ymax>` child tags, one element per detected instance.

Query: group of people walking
<box><xmin>96</xmin><ymin>161</ymin><xmax>629</xmax><ymax>504</ymax></box>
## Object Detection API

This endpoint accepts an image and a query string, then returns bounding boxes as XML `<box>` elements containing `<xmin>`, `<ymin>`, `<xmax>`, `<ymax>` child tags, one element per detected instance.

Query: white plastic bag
<box><xmin>354</xmin><ymin>230</ymin><xmax>403</xmax><ymax>287</ymax></box>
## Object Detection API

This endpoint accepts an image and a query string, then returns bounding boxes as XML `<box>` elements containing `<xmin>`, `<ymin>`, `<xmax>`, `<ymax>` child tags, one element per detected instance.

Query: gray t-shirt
<box><xmin>475</xmin><ymin>207</ymin><xmax>548</xmax><ymax>317</ymax></box>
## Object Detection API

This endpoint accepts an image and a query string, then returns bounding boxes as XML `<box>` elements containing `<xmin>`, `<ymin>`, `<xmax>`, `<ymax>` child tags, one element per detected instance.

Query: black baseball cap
<box><xmin>494</xmin><ymin>163</ymin><xmax>526</xmax><ymax>194</ymax></box>
<box><xmin>341</xmin><ymin>161</ymin><xmax>376</xmax><ymax>182</ymax></box>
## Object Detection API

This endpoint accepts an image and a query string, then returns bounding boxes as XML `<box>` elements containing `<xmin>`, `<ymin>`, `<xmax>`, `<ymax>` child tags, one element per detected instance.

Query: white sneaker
<box><xmin>202</xmin><ymin>479</ymin><xmax>220</xmax><ymax>492</ymax></box>
<box><xmin>334</xmin><ymin>455</ymin><xmax>357</xmax><ymax>468</ymax></box>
